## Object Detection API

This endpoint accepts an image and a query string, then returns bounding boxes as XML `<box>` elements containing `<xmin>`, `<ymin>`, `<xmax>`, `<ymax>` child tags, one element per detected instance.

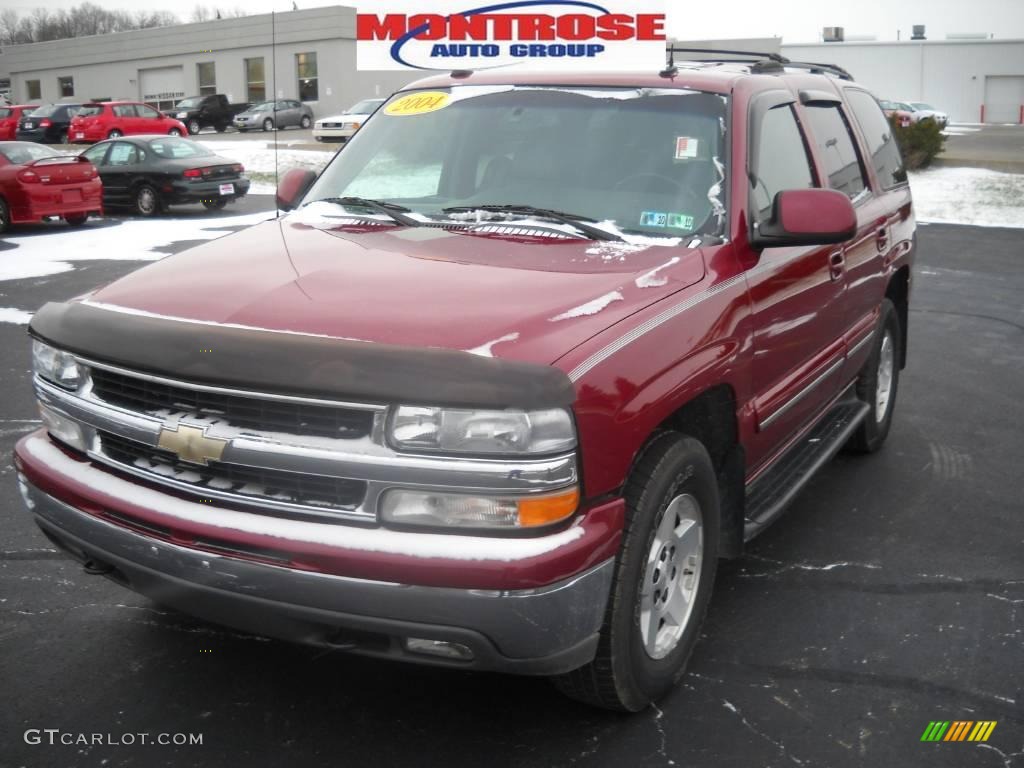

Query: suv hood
<box><xmin>86</xmin><ymin>212</ymin><xmax>706</xmax><ymax>366</ymax></box>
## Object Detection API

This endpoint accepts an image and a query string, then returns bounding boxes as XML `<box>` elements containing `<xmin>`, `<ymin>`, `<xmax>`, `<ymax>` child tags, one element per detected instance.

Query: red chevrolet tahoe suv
<box><xmin>15</xmin><ymin>58</ymin><xmax>915</xmax><ymax>711</ymax></box>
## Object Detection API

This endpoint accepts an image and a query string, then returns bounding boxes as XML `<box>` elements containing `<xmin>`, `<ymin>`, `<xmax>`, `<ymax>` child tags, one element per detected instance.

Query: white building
<box><xmin>781</xmin><ymin>39</ymin><xmax>1024</xmax><ymax>124</ymax></box>
<box><xmin>0</xmin><ymin>6</ymin><xmax>417</xmax><ymax>117</ymax></box>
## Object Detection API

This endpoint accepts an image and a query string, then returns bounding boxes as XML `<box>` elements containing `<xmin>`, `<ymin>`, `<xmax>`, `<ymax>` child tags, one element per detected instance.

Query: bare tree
<box><xmin>0</xmin><ymin>3</ymin><xmax>184</xmax><ymax>44</ymax></box>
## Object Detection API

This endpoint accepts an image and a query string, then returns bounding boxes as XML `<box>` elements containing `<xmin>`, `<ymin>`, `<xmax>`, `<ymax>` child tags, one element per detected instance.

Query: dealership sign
<box><xmin>356</xmin><ymin>0</ymin><xmax>666</xmax><ymax>71</ymax></box>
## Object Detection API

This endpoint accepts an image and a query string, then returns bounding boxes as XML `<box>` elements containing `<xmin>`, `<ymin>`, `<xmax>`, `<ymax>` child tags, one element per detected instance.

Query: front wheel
<box><xmin>65</xmin><ymin>213</ymin><xmax>89</xmax><ymax>227</ymax></box>
<box><xmin>133</xmin><ymin>184</ymin><xmax>161</xmax><ymax>217</ymax></box>
<box><xmin>187</xmin><ymin>119</ymin><xmax>201</xmax><ymax>135</ymax></box>
<box><xmin>168</xmin><ymin>127</ymin><xmax>182</xmax><ymax>137</ymax></box>
<box><xmin>262</xmin><ymin>118</ymin><xmax>274</xmax><ymax>132</ymax></box>
<box><xmin>553</xmin><ymin>433</ymin><xmax>720</xmax><ymax>711</ymax></box>
<box><xmin>107</xmin><ymin>129</ymin><xmax>123</xmax><ymax>139</ymax></box>
<box><xmin>300</xmin><ymin>115</ymin><xmax>312</xmax><ymax>129</ymax></box>
<box><xmin>847</xmin><ymin>298</ymin><xmax>902</xmax><ymax>453</ymax></box>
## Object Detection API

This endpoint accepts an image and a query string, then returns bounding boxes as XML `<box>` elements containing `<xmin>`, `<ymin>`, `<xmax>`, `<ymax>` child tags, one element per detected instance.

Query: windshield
<box><xmin>29</xmin><ymin>104</ymin><xmax>59</xmax><ymax>117</ymax></box>
<box><xmin>176</xmin><ymin>97</ymin><xmax>202</xmax><ymax>109</ymax></box>
<box><xmin>0</xmin><ymin>143</ymin><xmax>58</xmax><ymax>164</ymax></box>
<box><xmin>347</xmin><ymin>99</ymin><xmax>384</xmax><ymax>115</ymax></box>
<box><xmin>146</xmin><ymin>137</ymin><xmax>212</xmax><ymax>158</ymax></box>
<box><xmin>911</xmin><ymin>102</ymin><xmax>935</xmax><ymax>110</ymax></box>
<box><xmin>307</xmin><ymin>86</ymin><xmax>728</xmax><ymax>238</ymax></box>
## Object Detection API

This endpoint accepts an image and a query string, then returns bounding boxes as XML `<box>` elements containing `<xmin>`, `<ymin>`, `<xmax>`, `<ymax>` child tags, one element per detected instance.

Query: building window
<box><xmin>197</xmin><ymin>62</ymin><xmax>216</xmax><ymax>96</ymax></box>
<box><xmin>26</xmin><ymin>80</ymin><xmax>41</xmax><ymax>100</ymax></box>
<box><xmin>58</xmin><ymin>76</ymin><xmax>74</xmax><ymax>98</ymax></box>
<box><xmin>245</xmin><ymin>58</ymin><xmax>265</xmax><ymax>103</ymax></box>
<box><xmin>296</xmin><ymin>52</ymin><xmax>318</xmax><ymax>102</ymax></box>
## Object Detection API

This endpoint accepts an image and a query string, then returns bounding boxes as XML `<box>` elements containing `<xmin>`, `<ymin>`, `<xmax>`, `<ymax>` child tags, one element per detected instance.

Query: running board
<box><xmin>743</xmin><ymin>398</ymin><xmax>870</xmax><ymax>540</ymax></box>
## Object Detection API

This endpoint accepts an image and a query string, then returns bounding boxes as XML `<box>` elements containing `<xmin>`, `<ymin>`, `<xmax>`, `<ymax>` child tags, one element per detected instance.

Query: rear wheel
<box><xmin>202</xmin><ymin>199</ymin><xmax>228</xmax><ymax>210</ymax></box>
<box><xmin>65</xmin><ymin>213</ymin><xmax>89</xmax><ymax>227</ymax></box>
<box><xmin>300</xmin><ymin>115</ymin><xmax>312</xmax><ymax>129</ymax></box>
<box><xmin>0</xmin><ymin>198</ymin><xmax>10</xmax><ymax>233</ymax></box>
<box><xmin>552</xmin><ymin>433</ymin><xmax>720</xmax><ymax>711</ymax></box>
<box><xmin>847</xmin><ymin>298</ymin><xmax>901</xmax><ymax>453</ymax></box>
<box><xmin>215</xmin><ymin>123</ymin><xmax>227</xmax><ymax>133</ymax></box>
<box><xmin>133</xmin><ymin>184</ymin><xmax>161</xmax><ymax>217</ymax></box>
<box><xmin>187</xmin><ymin>119</ymin><xmax>201</xmax><ymax>135</ymax></box>
<box><xmin>107</xmin><ymin>129</ymin><xmax>123</xmax><ymax>139</ymax></box>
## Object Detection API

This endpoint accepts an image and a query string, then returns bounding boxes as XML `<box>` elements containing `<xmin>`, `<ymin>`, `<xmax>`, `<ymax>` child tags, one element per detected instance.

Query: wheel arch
<box><xmin>625</xmin><ymin>384</ymin><xmax>745</xmax><ymax>559</ymax></box>
<box><xmin>886</xmin><ymin>265</ymin><xmax>910</xmax><ymax>369</ymax></box>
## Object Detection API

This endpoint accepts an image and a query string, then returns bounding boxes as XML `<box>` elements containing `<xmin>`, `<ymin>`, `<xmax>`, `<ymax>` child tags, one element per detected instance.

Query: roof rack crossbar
<box><xmin>666</xmin><ymin>46</ymin><xmax>789</xmax><ymax>63</ymax></box>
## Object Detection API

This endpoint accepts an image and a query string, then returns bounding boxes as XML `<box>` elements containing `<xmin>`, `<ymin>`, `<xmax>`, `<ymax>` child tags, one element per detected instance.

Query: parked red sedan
<box><xmin>0</xmin><ymin>142</ymin><xmax>103</xmax><ymax>233</ymax></box>
<box><xmin>0</xmin><ymin>104</ymin><xmax>39</xmax><ymax>140</ymax></box>
<box><xmin>69</xmin><ymin>101</ymin><xmax>188</xmax><ymax>143</ymax></box>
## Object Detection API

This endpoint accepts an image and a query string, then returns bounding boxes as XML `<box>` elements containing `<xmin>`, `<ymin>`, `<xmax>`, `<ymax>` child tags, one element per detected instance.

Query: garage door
<box><xmin>139</xmin><ymin>66</ymin><xmax>185</xmax><ymax>113</ymax></box>
<box><xmin>983</xmin><ymin>75</ymin><xmax>1024</xmax><ymax>124</ymax></box>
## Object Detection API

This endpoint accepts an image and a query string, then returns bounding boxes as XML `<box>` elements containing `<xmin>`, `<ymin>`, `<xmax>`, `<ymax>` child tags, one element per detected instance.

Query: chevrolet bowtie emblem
<box><xmin>157</xmin><ymin>424</ymin><xmax>228</xmax><ymax>466</ymax></box>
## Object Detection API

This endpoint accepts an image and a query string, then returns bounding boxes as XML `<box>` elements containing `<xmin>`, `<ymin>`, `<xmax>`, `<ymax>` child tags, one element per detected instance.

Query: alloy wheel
<box><xmin>875</xmin><ymin>330</ymin><xmax>895</xmax><ymax>423</ymax></box>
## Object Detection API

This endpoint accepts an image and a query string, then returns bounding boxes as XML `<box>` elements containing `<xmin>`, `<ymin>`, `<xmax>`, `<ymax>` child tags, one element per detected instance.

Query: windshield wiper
<box><xmin>309</xmin><ymin>197</ymin><xmax>421</xmax><ymax>227</ymax></box>
<box><xmin>441</xmin><ymin>204</ymin><xmax>623</xmax><ymax>242</ymax></box>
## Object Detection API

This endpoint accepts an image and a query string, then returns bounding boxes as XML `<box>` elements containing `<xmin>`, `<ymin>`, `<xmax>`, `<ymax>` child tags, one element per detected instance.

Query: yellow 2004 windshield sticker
<box><xmin>384</xmin><ymin>91</ymin><xmax>451</xmax><ymax>116</ymax></box>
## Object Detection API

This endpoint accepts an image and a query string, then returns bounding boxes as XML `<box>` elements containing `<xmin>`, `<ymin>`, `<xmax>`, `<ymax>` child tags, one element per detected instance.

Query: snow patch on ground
<box><xmin>0</xmin><ymin>308</ymin><xmax>34</xmax><ymax>324</ymax></box>
<box><xmin>550</xmin><ymin>290</ymin><xmax>623</xmax><ymax>321</ymax></box>
<box><xmin>909</xmin><ymin>166</ymin><xmax>1024</xmax><ymax>228</ymax></box>
<box><xmin>1</xmin><ymin>210</ymin><xmax>277</xmax><ymax>283</ymax></box>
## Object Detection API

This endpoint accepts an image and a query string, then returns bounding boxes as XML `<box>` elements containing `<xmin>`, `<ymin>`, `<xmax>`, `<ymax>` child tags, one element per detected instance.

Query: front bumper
<box><xmin>18</xmin><ymin>472</ymin><xmax>613</xmax><ymax>674</ymax></box>
<box><xmin>313</xmin><ymin>126</ymin><xmax>355</xmax><ymax>141</ymax></box>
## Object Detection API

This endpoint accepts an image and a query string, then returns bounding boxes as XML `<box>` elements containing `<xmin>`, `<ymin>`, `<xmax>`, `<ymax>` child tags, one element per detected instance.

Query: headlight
<box><xmin>32</xmin><ymin>339</ymin><xmax>81</xmax><ymax>390</ymax></box>
<box><xmin>389</xmin><ymin>406</ymin><xmax>575</xmax><ymax>455</ymax></box>
<box><xmin>381</xmin><ymin>486</ymin><xmax>579</xmax><ymax>530</ymax></box>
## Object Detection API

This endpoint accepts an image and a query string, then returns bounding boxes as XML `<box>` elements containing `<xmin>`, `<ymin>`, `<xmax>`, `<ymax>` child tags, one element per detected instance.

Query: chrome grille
<box><xmin>89</xmin><ymin>366</ymin><xmax>374</xmax><ymax>439</ymax></box>
<box><xmin>99</xmin><ymin>431</ymin><xmax>367</xmax><ymax>517</ymax></box>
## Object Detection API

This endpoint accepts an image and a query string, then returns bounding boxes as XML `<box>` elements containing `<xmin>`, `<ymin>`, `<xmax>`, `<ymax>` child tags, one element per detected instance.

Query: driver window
<box><xmin>751</xmin><ymin>105</ymin><xmax>816</xmax><ymax>223</ymax></box>
<box><xmin>137</xmin><ymin>104</ymin><xmax>161</xmax><ymax>119</ymax></box>
<box><xmin>107</xmin><ymin>142</ymin><xmax>139</xmax><ymax>166</ymax></box>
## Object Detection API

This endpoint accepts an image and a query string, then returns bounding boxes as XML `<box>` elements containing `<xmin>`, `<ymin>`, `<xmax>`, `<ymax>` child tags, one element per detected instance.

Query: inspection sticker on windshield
<box><xmin>384</xmin><ymin>91</ymin><xmax>451</xmax><ymax>116</ymax></box>
<box><xmin>675</xmin><ymin>137</ymin><xmax>699</xmax><ymax>159</ymax></box>
<box><xmin>667</xmin><ymin>213</ymin><xmax>694</xmax><ymax>229</ymax></box>
<box><xmin>640</xmin><ymin>211</ymin><xmax>668</xmax><ymax>227</ymax></box>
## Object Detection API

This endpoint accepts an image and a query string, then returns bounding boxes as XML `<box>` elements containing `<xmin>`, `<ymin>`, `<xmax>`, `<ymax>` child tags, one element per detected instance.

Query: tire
<box><xmin>846</xmin><ymin>298</ymin><xmax>901</xmax><ymax>453</ymax></box>
<box><xmin>0</xmin><ymin>198</ymin><xmax>10</xmax><ymax>234</ymax></box>
<box><xmin>65</xmin><ymin>212</ymin><xmax>89</xmax><ymax>227</ymax></box>
<box><xmin>300</xmin><ymin>115</ymin><xmax>312</xmax><ymax>129</ymax></box>
<box><xmin>215</xmin><ymin>124</ymin><xmax>227</xmax><ymax>133</ymax></box>
<box><xmin>133</xmin><ymin>184</ymin><xmax>161</xmax><ymax>217</ymax></box>
<box><xmin>187</xmin><ymin>119</ymin><xmax>201</xmax><ymax>136</ymax></box>
<box><xmin>58</xmin><ymin>129</ymin><xmax>69</xmax><ymax>144</ymax></box>
<box><xmin>168</xmin><ymin>128</ymin><xmax>182</xmax><ymax>137</ymax></box>
<box><xmin>553</xmin><ymin>433</ymin><xmax>720</xmax><ymax>711</ymax></box>
<box><xmin>202</xmin><ymin>199</ymin><xmax>228</xmax><ymax>210</ymax></box>
<box><xmin>238</xmin><ymin>128</ymin><xmax>248</xmax><ymax>133</ymax></box>
<box><xmin>107</xmin><ymin>129</ymin><xmax>123</xmax><ymax>139</ymax></box>
<box><xmin>262</xmin><ymin>118</ymin><xmax>274</xmax><ymax>132</ymax></box>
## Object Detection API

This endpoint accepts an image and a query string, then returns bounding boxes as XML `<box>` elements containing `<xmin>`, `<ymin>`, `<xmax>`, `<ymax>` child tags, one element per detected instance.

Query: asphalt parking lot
<box><xmin>0</xmin><ymin>211</ymin><xmax>1021</xmax><ymax>767</ymax></box>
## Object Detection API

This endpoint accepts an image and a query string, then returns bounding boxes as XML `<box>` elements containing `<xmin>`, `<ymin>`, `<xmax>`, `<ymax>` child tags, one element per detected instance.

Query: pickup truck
<box><xmin>172</xmin><ymin>94</ymin><xmax>250</xmax><ymax>135</ymax></box>
<box><xmin>16</xmin><ymin>60</ymin><xmax>915</xmax><ymax>711</ymax></box>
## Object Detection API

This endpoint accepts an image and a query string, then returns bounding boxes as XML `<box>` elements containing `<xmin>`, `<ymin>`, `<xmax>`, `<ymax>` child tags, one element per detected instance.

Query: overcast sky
<box><xmin>6</xmin><ymin>0</ymin><xmax>1024</xmax><ymax>44</ymax></box>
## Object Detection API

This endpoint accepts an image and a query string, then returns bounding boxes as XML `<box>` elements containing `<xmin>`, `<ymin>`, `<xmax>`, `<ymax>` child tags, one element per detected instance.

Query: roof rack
<box><xmin>661</xmin><ymin>46</ymin><xmax>854</xmax><ymax>81</ymax></box>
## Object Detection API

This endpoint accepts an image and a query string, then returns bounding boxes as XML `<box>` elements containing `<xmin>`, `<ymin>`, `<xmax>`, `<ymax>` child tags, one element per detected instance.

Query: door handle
<box><xmin>829</xmin><ymin>249</ymin><xmax>845</xmax><ymax>280</ymax></box>
<box><xmin>876</xmin><ymin>226</ymin><xmax>889</xmax><ymax>252</ymax></box>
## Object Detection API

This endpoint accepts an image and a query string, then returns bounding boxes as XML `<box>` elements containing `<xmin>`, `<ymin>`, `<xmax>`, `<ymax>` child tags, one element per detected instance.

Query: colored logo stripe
<box><xmin>921</xmin><ymin>721</ymin><xmax>997</xmax><ymax>742</ymax></box>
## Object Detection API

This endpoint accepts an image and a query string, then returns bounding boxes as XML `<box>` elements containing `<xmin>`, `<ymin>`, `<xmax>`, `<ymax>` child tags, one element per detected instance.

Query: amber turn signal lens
<box><xmin>517</xmin><ymin>487</ymin><xmax>580</xmax><ymax>527</ymax></box>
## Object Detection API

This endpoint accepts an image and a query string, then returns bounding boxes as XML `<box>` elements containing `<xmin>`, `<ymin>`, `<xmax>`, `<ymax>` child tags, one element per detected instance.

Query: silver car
<box><xmin>234</xmin><ymin>99</ymin><xmax>314</xmax><ymax>132</ymax></box>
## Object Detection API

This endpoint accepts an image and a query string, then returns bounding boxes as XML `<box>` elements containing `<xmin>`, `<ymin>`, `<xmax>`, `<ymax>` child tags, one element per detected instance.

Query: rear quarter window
<box><xmin>845</xmin><ymin>89</ymin><xmax>908</xmax><ymax>189</ymax></box>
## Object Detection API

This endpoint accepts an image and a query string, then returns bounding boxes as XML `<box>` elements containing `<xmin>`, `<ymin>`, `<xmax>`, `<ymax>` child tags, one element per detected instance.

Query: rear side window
<box><xmin>113</xmin><ymin>104</ymin><xmax>136</xmax><ymax>118</ymax></box>
<box><xmin>751</xmin><ymin>104</ymin><xmax>816</xmax><ymax>221</ymax></box>
<box><xmin>0</xmin><ymin>108</ymin><xmax>12</xmax><ymax>118</ymax></box>
<box><xmin>845</xmin><ymin>90</ymin><xmax>907</xmax><ymax>189</ymax></box>
<box><xmin>78</xmin><ymin>105</ymin><xmax>104</xmax><ymax>117</ymax></box>
<box><xmin>803</xmin><ymin>105</ymin><xmax>867</xmax><ymax>200</ymax></box>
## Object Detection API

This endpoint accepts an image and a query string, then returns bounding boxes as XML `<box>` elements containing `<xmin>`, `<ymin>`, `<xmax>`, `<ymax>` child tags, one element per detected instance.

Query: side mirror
<box><xmin>276</xmin><ymin>168</ymin><xmax>317</xmax><ymax>211</ymax></box>
<box><xmin>751</xmin><ymin>189</ymin><xmax>857</xmax><ymax>249</ymax></box>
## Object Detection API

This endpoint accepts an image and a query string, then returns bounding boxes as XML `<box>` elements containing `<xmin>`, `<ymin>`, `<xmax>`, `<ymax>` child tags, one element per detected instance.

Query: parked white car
<box><xmin>906</xmin><ymin>102</ymin><xmax>949</xmax><ymax>127</ymax></box>
<box><xmin>312</xmin><ymin>98</ymin><xmax>385</xmax><ymax>142</ymax></box>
